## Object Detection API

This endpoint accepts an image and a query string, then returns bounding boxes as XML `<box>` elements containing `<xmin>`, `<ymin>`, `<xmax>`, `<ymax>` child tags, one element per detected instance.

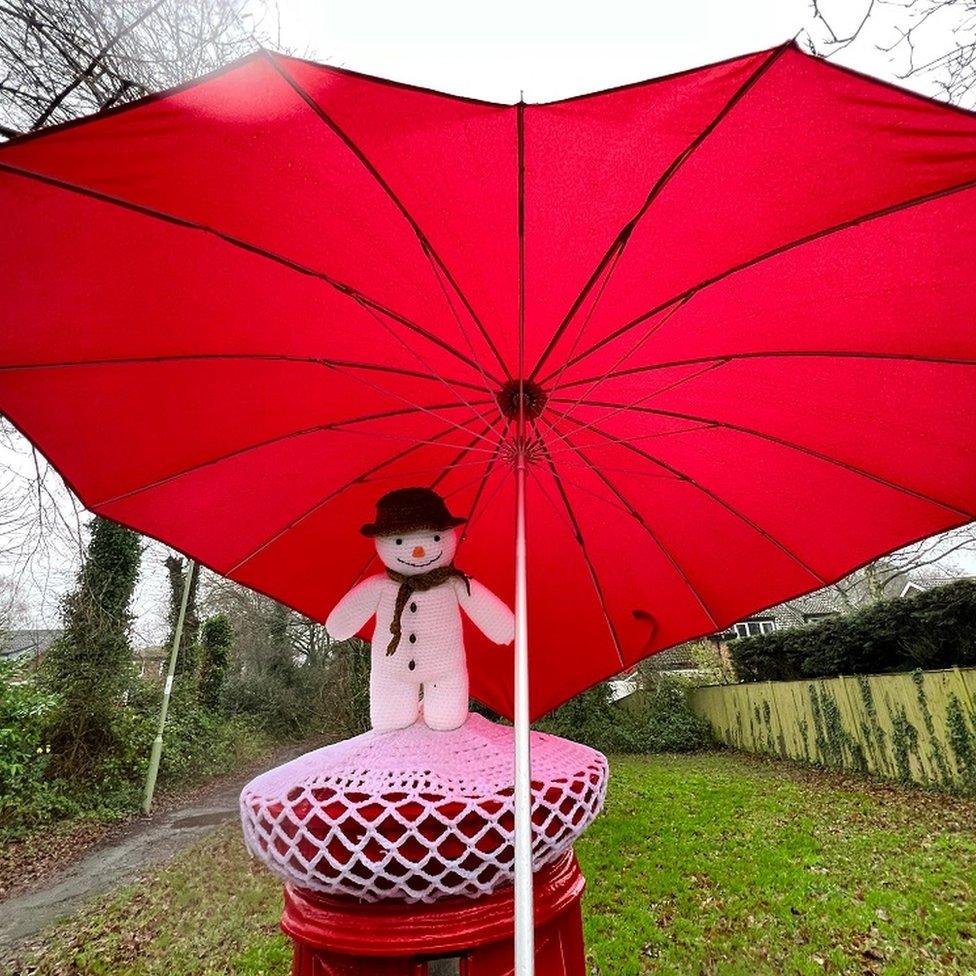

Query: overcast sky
<box><xmin>4</xmin><ymin>0</ymin><xmax>973</xmax><ymax>642</ymax></box>
<box><xmin>269</xmin><ymin>0</ymin><xmax>811</xmax><ymax>102</ymax></box>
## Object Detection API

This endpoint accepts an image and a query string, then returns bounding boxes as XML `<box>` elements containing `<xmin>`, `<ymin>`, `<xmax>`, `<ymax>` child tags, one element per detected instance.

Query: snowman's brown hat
<box><xmin>361</xmin><ymin>487</ymin><xmax>466</xmax><ymax>538</ymax></box>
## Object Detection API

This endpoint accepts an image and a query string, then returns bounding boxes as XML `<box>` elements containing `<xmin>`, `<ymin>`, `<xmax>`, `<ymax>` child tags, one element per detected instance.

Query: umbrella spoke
<box><xmin>94</xmin><ymin>401</ymin><xmax>495</xmax><ymax>507</ymax></box>
<box><xmin>0</xmin><ymin>160</ymin><xmax>494</xmax><ymax>385</ymax></box>
<box><xmin>547</xmin><ymin>410</ymin><xmax>828</xmax><ymax>585</ymax></box>
<box><xmin>538</xmin><ymin>175</ymin><xmax>976</xmax><ymax>387</ymax></box>
<box><xmin>528</xmin><ymin>43</ymin><xmax>790</xmax><ymax>382</ymax></box>
<box><xmin>332</xmin><ymin>419</ymin><xmax>504</xmax><ymax>596</ymax></box>
<box><xmin>434</xmin><ymin>423</ymin><xmax>505</xmax><ymax>491</ymax></box>
<box><xmin>266</xmin><ymin>53</ymin><xmax>511</xmax><ymax>384</ymax></box>
<box><xmin>552</xmin><ymin>395</ymin><xmax>976</xmax><ymax>521</ymax></box>
<box><xmin>556</xmin><ymin>350</ymin><xmax>976</xmax><ymax>391</ymax></box>
<box><xmin>224</xmin><ymin>417</ymin><xmax>491</xmax><ymax>576</ymax></box>
<box><xmin>0</xmin><ymin>352</ymin><xmax>488</xmax><ymax>392</ymax></box>
<box><xmin>352</xmin><ymin>296</ymin><xmax>504</xmax><ymax>439</ymax></box>
<box><xmin>1</xmin><ymin>350</ymin><xmax>504</xmax><ymax>450</ymax></box>
<box><xmin>458</xmin><ymin>439</ymin><xmax>511</xmax><ymax>542</ymax></box>
<box><xmin>550</xmin><ymin>295</ymin><xmax>693</xmax><ymax>429</ymax></box>
<box><xmin>538</xmin><ymin>416</ymin><xmax>719</xmax><ymax>629</ymax></box>
<box><xmin>531</xmin><ymin>423</ymin><xmax>625</xmax><ymax>666</ymax></box>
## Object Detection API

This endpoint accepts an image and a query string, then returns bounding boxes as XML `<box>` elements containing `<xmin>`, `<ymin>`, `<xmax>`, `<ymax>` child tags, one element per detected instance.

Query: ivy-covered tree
<box><xmin>164</xmin><ymin>555</ymin><xmax>200</xmax><ymax>675</ymax></box>
<box><xmin>44</xmin><ymin>516</ymin><xmax>142</xmax><ymax>777</ymax></box>
<box><xmin>198</xmin><ymin>613</ymin><xmax>233</xmax><ymax>709</ymax></box>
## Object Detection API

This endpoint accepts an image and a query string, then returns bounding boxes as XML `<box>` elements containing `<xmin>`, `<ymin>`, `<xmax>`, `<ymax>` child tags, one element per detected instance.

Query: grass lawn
<box><xmin>6</xmin><ymin>751</ymin><xmax>976</xmax><ymax>975</ymax></box>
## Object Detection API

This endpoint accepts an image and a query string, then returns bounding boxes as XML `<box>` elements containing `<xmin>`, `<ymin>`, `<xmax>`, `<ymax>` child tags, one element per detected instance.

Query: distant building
<box><xmin>726</xmin><ymin>591</ymin><xmax>843</xmax><ymax>640</ymax></box>
<box><xmin>133</xmin><ymin>645</ymin><xmax>167</xmax><ymax>679</ymax></box>
<box><xmin>0</xmin><ymin>628</ymin><xmax>61</xmax><ymax>665</ymax></box>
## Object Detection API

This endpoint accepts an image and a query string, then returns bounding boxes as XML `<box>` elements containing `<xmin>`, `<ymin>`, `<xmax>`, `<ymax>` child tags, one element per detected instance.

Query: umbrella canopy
<box><xmin>2</xmin><ymin>41</ymin><xmax>975</xmax><ymax>719</ymax></box>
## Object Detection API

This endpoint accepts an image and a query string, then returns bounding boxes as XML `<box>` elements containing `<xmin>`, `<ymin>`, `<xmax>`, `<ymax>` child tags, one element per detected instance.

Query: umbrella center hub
<box><xmin>496</xmin><ymin>379</ymin><xmax>547</xmax><ymax>421</ymax></box>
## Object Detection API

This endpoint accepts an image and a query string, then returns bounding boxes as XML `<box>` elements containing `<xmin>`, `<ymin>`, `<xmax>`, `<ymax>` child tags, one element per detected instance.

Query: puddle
<box><xmin>170</xmin><ymin>810</ymin><xmax>236</xmax><ymax>829</ymax></box>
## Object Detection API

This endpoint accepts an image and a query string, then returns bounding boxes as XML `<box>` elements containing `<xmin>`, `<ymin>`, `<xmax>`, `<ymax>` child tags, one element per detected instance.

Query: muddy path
<box><xmin>0</xmin><ymin>741</ymin><xmax>313</xmax><ymax>953</ymax></box>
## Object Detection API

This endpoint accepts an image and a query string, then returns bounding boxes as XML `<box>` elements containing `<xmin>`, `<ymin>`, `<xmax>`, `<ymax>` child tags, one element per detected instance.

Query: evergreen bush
<box><xmin>43</xmin><ymin>517</ymin><xmax>141</xmax><ymax>778</ymax></box>
<box><xmin>198</xmin><ymin>614</ymin><xmax>233</xmax><ymax>708</ymax></box>
<box><xmin>537</xmin><ymin>676</ymin><xmax>712</xmax><ymax>754</ymax></box>
<box><xmin>729</xmin><ymin>580</ymin><xmax>976</xmax><ymax>683</ymax></box>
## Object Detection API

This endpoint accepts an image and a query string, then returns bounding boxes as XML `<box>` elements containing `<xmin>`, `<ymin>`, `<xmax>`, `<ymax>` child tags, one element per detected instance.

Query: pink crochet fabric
<box><xmin>240</xmin><ymin>714</ymin><xmax>607</xmax><ymax>903</ymax></box>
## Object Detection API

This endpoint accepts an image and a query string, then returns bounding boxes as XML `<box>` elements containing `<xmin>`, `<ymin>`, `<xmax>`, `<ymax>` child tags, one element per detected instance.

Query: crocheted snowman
<box><xmin>326</xmin><ymin>487</ymin><xmax>515</xmax><ymax>732</ymax></box>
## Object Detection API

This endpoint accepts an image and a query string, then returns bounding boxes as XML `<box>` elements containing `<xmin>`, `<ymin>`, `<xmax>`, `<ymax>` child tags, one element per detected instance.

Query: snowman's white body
<box><xmin>326</xmin><ymin>527</ymin><xmax>515</xmax><ymax>732</ymax></box>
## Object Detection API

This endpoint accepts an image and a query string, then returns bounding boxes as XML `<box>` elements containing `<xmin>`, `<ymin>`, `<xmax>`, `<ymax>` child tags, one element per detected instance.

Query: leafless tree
<box><xmin>800</xmin><ymin>0</ymin><xmax>976</xmax><ymax>109</ymax></box>
<box><xmin>0</xmin><ymin>0</ymin><xmax>277</xmax><ymax>629</ymax></box>
<box><xmin>0</xmin><ymin>0</ymin><xmax>275</xmax><ymax>138</ymax></box>
<box><xmin>829</xmin><ymin>525</ymin><xmax>976</xmax><ymax>608</ymax></box>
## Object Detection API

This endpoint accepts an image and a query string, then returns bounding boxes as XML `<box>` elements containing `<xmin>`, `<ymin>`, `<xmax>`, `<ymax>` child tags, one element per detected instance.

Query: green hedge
<box><xmin>729</xmin><ymin>580</ymin><xmax>976</xmax><ymax>683</ymax></box>
<box><xmin>536</xmin><ymin>677</ymin><xmax>712</xmax><ymax>754</ymax></box>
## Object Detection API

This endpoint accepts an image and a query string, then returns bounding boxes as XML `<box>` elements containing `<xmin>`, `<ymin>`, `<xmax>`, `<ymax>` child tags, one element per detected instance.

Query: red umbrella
<box><xmin>2</xmin><ymin>40</ymin><xmax>976</xmax><ymax>968</ymax></box>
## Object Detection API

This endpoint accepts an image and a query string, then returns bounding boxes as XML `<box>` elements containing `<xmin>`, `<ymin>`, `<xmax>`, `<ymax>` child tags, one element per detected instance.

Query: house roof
<box><xmin>646</xmin><ymin>643</ymin><xmax>700</xmax><ymax>672</ymax></box>
<box><xmin>1</xmin><ymin>629</ymin><xmax>62</xmax><ymax>661</ymax></box>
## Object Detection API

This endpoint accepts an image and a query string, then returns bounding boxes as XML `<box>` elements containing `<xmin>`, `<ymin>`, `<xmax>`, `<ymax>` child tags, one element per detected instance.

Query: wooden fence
<box><xmin>688</xmin><ymin>667</ymin><xmax>976</xmax><ymax>792</ymax></box>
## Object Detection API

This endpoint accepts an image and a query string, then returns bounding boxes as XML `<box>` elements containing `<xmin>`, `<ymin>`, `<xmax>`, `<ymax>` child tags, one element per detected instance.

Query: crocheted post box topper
<box><xmin>240</xmin><ymin>714</ymin><xmax>608</xmax><ymax>903</ymax></box>
<box><xmin>327</xmin><ymin>487</ymin><xmax>515</xmax><ymax>733</ymax></box>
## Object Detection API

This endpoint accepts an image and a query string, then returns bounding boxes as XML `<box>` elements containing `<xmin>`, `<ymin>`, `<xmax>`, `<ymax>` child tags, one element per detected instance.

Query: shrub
<box><xmin>199</xmin><ymin>614</ymin><xmax>233</xmax><ymax>708</ymax></box>
<box><xmin>43</xmin><ymin>517</ymin><xmax>141</xmax><ymax>778</ymax></box>
<box><xmin>613</xmin><ymin>678</ymin><xmax>714</xmax><ymax>753</ymax></box>
<box><xmin>537</xmin><ymin>676</ymin><xmax>712</xmax><ymax>754</ymax></box>
<box><xmin>729</xmin><ymin>580</ymin><xmax>976</xmax><ymax>683</ymax></box>
<box><xmin>0</xmin><ymin>665</ymin><xmax>64</xmax><ymax>829</ymax></box>
<box><xmin>221</xmin><ymin>638</ymin><xmax>370</xmax><ymax>741</ymax></box>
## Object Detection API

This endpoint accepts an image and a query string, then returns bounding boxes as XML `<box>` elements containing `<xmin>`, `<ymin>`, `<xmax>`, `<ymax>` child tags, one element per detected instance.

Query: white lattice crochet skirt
<box><xmin>239</xmin><ymin>713</ymin><xmax>608</xmax><ymax>903</ymax></box>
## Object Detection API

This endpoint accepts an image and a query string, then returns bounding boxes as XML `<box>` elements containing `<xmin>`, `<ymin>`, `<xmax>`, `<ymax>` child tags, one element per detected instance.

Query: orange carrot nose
<box><xmin>412</xmin><ymin>546</ymin><xmax>426</xmax><ymax>559</ymax></box>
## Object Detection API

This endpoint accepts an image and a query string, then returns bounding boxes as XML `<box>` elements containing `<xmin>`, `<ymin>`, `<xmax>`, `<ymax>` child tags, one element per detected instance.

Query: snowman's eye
<box><xmin>433</xmin><ymin>535</ymin><xmax>441</xmax><ymax>542</ymax></box>
<box><xmin>395</xmin><ymin>538</ymin><xmax>402</xmax><ymax>545</ymax></box>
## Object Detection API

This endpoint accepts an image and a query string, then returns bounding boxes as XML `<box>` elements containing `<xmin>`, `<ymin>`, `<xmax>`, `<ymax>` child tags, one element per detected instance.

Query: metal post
<box><xmin>142</xmin><ymin>557</ymin><xmax>196</xmax><ymax>814</ymax></box>
<box><xmin>514</xmin><ymin>420</ymin><xmax>535</xmax><ymax>973</ymax></box>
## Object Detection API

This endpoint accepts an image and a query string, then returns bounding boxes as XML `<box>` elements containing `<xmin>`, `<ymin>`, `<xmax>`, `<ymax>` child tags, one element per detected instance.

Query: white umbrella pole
<box><xmin>514</xmin><ymin>436</ymin><xmax>535</xmax><ymax>973</ymax></box>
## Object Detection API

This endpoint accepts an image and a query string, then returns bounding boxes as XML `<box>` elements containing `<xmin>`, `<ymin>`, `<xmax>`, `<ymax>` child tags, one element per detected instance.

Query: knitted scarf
<box><xmin>385</xmin><ymin>565</ymin><xmax>470</xmax><ymax>656</ymax></box>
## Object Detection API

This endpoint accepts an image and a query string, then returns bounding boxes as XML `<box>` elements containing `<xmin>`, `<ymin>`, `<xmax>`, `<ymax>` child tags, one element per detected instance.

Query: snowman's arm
<box><xmin>456</xmin><ymin>578</ymin><xmax>515</xmax><ymax>645</ymax></box>
<box><xmin>326</xmin><ymin>575</ymin><xmax>385</xmax><ymax>641</ymax></box>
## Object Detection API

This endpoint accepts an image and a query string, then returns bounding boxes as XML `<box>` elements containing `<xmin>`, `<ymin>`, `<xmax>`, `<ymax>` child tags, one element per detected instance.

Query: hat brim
<box><xmin>360</xmin><ymin>515</ymin><xmax>466</xmax><ymax>538</ymax></box>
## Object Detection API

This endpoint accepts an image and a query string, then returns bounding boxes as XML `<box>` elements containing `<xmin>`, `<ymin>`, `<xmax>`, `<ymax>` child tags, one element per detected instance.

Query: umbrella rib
<box><xmin>549</xmin><ymin>410</ymin><xmax>828</xmax><ymax>585</ymax></box>
<box><xmin>538</xmin><ymin>416</ymin><xmax>720</xmax><ymax>630</ymax></box>
<box><xmin>1</xmin><ymin>350</ymin><xmax>503</xmax><ymax>449</ymax></box>
<box><xmin>433</xmin><ymin>423</ymin><xmax>504</xmax><ymax>491</ymax></box>
<box><xmin>551</xmin><ymin>395</ymin><xmax>976</xmax><ymax>521</ymax></box>
<box><xmin>94</xmin><ymin>401</ymin><xmax>495</xmax><ymax>508</ymax></box>
<box><xmin>352</xmin><ymin>296</ymin><xmax>503</xmax><ymax>438</ymax></box>
<box><xmin>532</xmin><ymin>423</ymin><xmax>626</xmax><ymax>666</ymax></box>
<box><xmin>538</xmin><ymin>174</ymin><xmax>976</xmax><ymax>386</ymax></box>
<box><xmin>459</xmin><ymin>447</ymin><xmax>510</xmax><ymax>542</ymax></box>
<box><xmin>265</xmin><ymin>53</ymin><xmax>511</xmax><ymax>383</ymax></box>
<box><xmin>0</xmin><ymin>159</ymin><xmax>493</xmax><ymax>383</ymax></box>
<box><xmin>0</xmin><ymin>352</ymin><xmax>489</xmax><ymax>391</ymax></box>
<box><xmin>556</xmin><ymin>350</ymin><xmax>976</xmax><ymax>390</ymax></box>
<box><xmin>528</xmin><ymin>42</ymin><xmax>790</xmax><ymax>382</ymax></box>
<box><xmin>223</xmin><ymin>418</ymin><xmax>484</xmax><ymax>577</ymax></box>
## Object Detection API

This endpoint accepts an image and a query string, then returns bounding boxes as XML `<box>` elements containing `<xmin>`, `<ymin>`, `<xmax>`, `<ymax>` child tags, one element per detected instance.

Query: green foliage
<box><xmin>221</xmin><ymin>638</ymin><xmax>370</xmax><ymax>741</ymax></box>
<box><xmin>12</xmin><ymin>755</ymin><xmax>976</xmax><ymax>976</ymax></box>
<box><xmin>730</xmin><ymin>580</ymin><xmax>976</xmax><ymax>683</ymax></box>
<box><xmin>165</xmin><ymin>556</ymin><xmax>201</xmax><ymax>677</ymax></box>
<box><xmin>43</xmin><ymin>517</ymin><xmax>142</xmax><ymax>778</ymax></box>
<box><xmin>537</xmin><ymin>677</ymin><xmax>712</xmax><ymax>754</ymax></box>
<box><xmin>0</xmin><ymin>668</ymin><xmax>272</xmax><ymax>839</ymax></box>
<box><xmin>0</xmin><ymin>663</ymin><xmax>61</xmax><ymax>828</ymax></box>
<box><xmin>198</xmin><ymin>614</ymin><xmax>233</xmax><ymax>709</ymax></box>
